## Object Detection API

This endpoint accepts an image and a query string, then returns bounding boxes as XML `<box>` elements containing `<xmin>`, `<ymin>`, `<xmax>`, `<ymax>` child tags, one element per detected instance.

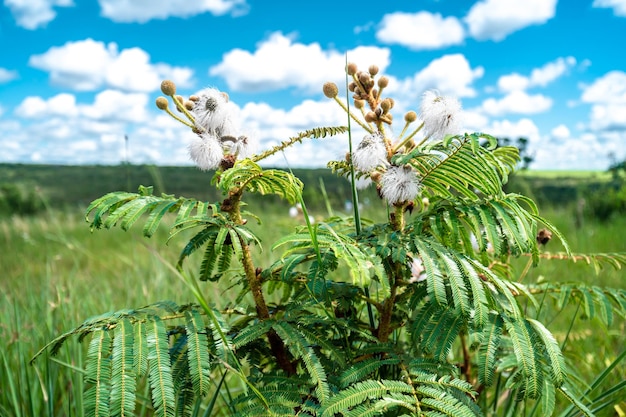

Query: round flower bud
<box><xmin>347</xmin><ymin>62</ymin><xmax>358</xmax><ymax>75</ymax></box>
<box><xmin>184</xmin><ymin>100</ymin><xmax>194</xmax><ymax>110</ymax></box>
<box><xmin>348</xmin><ymin>82</ymin><xmax>356</xmax><ymax>92</ymax></box>
<box><xmin>370</xmin><ymin>171</ymin><xmax>382</xmax><ymax>182</ymax></box>
<box><xmin>381</xmin><ymin>99</ymin><xmax>392</xmax><ymax>113</ymax></box>
<box><xmin>189</xmin><ymin>95</ymin><xmax>199</xmax><ymax>102</ymax></box>
<box><xmin>155</xmin><ymin>96</ymin><xmax>169</xmax><ymax>110</ymax></box>
<box><xmin>377</xmin><ymin>76</ymin><xmax>389</xmax><ymax>89</ymax></box>
<box><xmin>160</xmin><ymin>80</ymin><xmax>176</xmax><ymax>96</ymax></box>
<box><xmin>354</xmin><ymin>99</ymin><xmax>365</xmax><ymax>109</ymax></box>
<box><xmin>368</xmin><ymin>65</ymin><xmax>379</xmax><ymax>76</ymax></box>
<box><xmin>359</xmin><ymin>72</ymin><xmax>370</xmax><ymax>85</ymax></box>
<box><xmin>365</xmin><ymin>111</ymin><xmax>377</xmax><ymax>123</ymax></box>
<box><xmin>404</xmin><ymin>111</ymin><xmax>418</xmax><ymax>123</ymax></box>
<box><xmin>323</xmin><ymin>82</ymin><xmax>339</xmax><ymax>98</ymax></box>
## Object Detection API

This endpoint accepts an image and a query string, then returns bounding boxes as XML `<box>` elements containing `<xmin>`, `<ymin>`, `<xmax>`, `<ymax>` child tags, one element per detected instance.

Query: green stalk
<box><xmin>344</xmin><ymin>56</ymin><xmax>375</xmax><ymax>332</ymax></box>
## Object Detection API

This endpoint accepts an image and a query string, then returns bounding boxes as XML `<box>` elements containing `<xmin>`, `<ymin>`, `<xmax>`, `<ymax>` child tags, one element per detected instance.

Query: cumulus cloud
<box><xmin>497</xmin><ymin>57</ymin><xmax>577</xmax><ymax>93</ymax></box>
<box><xmin>581</xmin><ymin>71</ymin><xmax>626</xmax><ymax>133</ymax></box>
<box><xmin>593</xmin><ymin>0</ymin><xmax>626</xmax><ymax>16</ymax></box>
<box><xmin>4</xmin><ymin>0</ymin><xmax>73</xmax><ymax>29</ymax></box>
<box><xmin>390</xmin><ymin>54</ymin><xmax>484</xmax><ymax>101</ymax></box>
<box><xmin>29</xmin><ymin>38</ymin><xmax>193</xmax><ymax>92</ymax></box>
<box><xmin>0</xmin><ymin>68</ymin><xmax>19</xmax><ymax>83</ymax></box>
<box><xmin>15</xmin><ymin>90</ymin><xmax>149</xmax><ymax>123</ymax></box>
<box><xmin>376</xmin><ymin>12</ymin><xmax>465</xmax><ymax>50</ymax></box>
<box><xmin>483</xmin><ymin>118</ymin><xmax>541</xmax><ymax>143</ymax></box>
<box><xmin>581</xmin><ymin>71</ymin><xmax>626</xmax><ymax>104</ymax></box>
<box><xmin>98</xmin><ymin>0</ymin><xmax>248</xmax><ymax>23</ymax></box>
<box><xmin>465</xmin><ymin>0</ymin><xmax>557</xmax><ymax>41</ymax></box>
<box><xmin>551</xmin><ymin>124</ymin><xmax>571</xmax><ymax>140</ymax></box>
<box><xmin>481</xmin><ymin>90</ymin><xmax>553</xmax><ymax>116</ymax></box>
<box><xmin>209</xmin><ymin>32</ymin><xmax>390</xmax><ymax>92</ymax></box>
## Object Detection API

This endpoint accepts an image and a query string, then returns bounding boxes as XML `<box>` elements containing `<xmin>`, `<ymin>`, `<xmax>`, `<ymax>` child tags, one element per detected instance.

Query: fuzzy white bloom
<box><xmin>419</xmin><ymin>90</ymin><xmax>462</xmax><ymax>140</ymax></box>
<box><xmin>191</xmin><ymin>88</ymin><xmax>238</xmax><ymax>137</ymax></box>
<box><xmin>352</xmin><ymin>132</ymin><xmax>388</xmax><ymax>172</ymax></box>
<box><xmin>224</xmin><ymin>135</ymin><xmax>255</xmax><ymax>158</ymax></box>
<box><xmin>380</xmin><ymin>165</ymin><xmax>420</xmax><ymax>205</ymax></box>
<box><xmin>409</xmin><ymin>256</ymin><xmax>426</xmax><ymax>283</ymax></box>
<box><xmin>189</xmin><ymin>133</ymin><xmax>223</xmax><ymax>171</ymax></box>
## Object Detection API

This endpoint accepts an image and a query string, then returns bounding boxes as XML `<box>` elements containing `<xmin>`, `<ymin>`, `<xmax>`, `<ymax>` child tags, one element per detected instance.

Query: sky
<box><xmin>0</xmin><ymin>0</ymin><xmax>625</xmax><ymax>170</ymax></box>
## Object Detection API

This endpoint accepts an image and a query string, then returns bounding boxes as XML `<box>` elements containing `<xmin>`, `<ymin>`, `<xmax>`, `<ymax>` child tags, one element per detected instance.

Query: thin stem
<box><xmin>460</xmin><ymin>333</ymin><xmax>472</xmax><ymax>383</ymax></box>
<box><xmin>169</xmin><ymin>93</ymin><xmax>197</xmax><ymax>126</ymax></box>
<box><xmin>393</xmin><ymin>121</ymin><xmax>425</xmax><ymax>153</ymax></box>
<box><xmin>332</xmin><ymin>96</ymin><xmax>374</xmax><ymax>133</ymax></box>
<box><xmin>163</xmin><ymin>106</ymin><xmax>195</xmax><ymax>129</ymax></box>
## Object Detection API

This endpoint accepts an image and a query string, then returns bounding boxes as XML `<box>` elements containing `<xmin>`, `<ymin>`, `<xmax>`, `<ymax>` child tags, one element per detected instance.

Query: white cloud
<box><xmin>497</xmin><ymin>57</ymin><xmax>577</xmax><ymax>92</ymax></box>
<box><xmin>15</xmin><ymin>90</ymin><xmax>149</xmax><ymax>123</ymax></box>
<box><xmin>588</xmin><ymin>104</ymin><xmax>626</xmax><ymax>131</ymax></box>
<box><xmin>376</xmin><ymin>12</ymin><xmax>465</xmax><ymax>50</ymax></box>
<box><xmin>481</xmin><ymin>90</ymin><xmax>553</xmax><ymax>116</ymax></box>
<box><xmin>16</xmin><ymin>93</ymin><xmax>78</xmax><ymax>118</ymax></box>
<box><xmin>551</xmin><ymin>124</ymin><xmax>571</xmax><ymax>140</ymax></box>
<box><xmin>483</xmin><ymin>118</ymin><xmax>541</xmax><ymax>143</ymax></box>
<box><xmin>581</xmin><ymin>72</ymin><xmax>626</xmax><ymax>133</ymax></box>
<box><xmin>81</xmin><ymin>90</ymin><xmax>149</xmax><ymax>122</ymax></box>
<box><xmin>593</xmin><ymin>0</ymin><xmax>626</xmax><ymax>16</ymax></box>
<box><xmin>581</xmin><ymin>71</ymin><xmax>626</xmax><ymax>103</ymax></box>
<box><xmin>98</xmin><ymin>0</ymin><xmax>248</xmax><ymax>23</ymax></box>
<box><xmin>4</xmin><ymin>0</ymin><xmax>73</xmax><ymax>29</ymax></box>
<box><xmin>390</xmin><ymin>54</ymin><xmax>484</xmax><ymax>100</ymax></box>
<box><xmin>209</xmin><ymin>32</ymin><xmax>390</xmax><ymax>92</ymax></box>
<box><xmin>465</xmin><ymin>0</ymin><xmax>557</xmax><ymax>41</ymax></box>
<box><xmin>29</xmin><ymin>38</ymin><xmax>193</xmax><ymax>92</ymax></box>
<box><xmin>0</xmin><ymin>68</ymin><xmax>19</xmax><ymax>83</ymax></box>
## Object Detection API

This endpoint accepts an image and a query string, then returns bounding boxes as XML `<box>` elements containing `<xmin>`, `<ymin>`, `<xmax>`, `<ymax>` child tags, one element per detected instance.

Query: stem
<box><xmin>226</xmin><ymin>191</ymin><xmax>296</xmax><ymax>374</ymax></box>
<box><xmin>393</xmin><ymin>121</ymin><xmax>425</xmax><ymax>153</ymax></box>
<box><xmin>332</xmin><ymin>96</ymin><xmax>374</xmax><ymax>133</ymax></box>
<box><xmin>460</xmin><ymin>333</ymin><xmax>472</xmax><ymax>383</ymax></box>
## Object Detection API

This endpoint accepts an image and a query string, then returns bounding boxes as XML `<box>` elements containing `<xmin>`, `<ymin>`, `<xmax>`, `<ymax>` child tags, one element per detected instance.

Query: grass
<box><xmin>1</xmin><ymin>196</ymin><xmax>625</xmax><ymax>416</ymax></box>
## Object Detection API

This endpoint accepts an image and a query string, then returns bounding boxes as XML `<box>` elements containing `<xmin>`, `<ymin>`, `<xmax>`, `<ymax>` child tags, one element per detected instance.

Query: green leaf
<box><xmin>110</xmin><ymin>319</ymin><xmax>136</xmax><ymax>417</ymax></box>
<box><xmin>146</xmin><ymin>317</ymin><xmax>176</xmax><ymax>417</ymax></box>
<box><xmin>184</xmin><ymin>309</ymin><xmax>211</xmax><ymax>397</ymax></box>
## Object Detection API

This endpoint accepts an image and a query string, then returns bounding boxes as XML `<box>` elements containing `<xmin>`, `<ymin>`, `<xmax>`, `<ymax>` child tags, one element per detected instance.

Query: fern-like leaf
<box><xmin>84</xmin><ymin>329</ymin><xmax>113</xmax><ymax>417</ymax></box>
<box><xmin>110</xmin><ymin>319</ymin><xmax>136</xmax><ymax>417</ymax></box>
<box><xmin>320</xmin><ymin>380</ymin><xmax>413</xmax><ymax>417</ymax></box>
<box><xmin>146</xmin><ymin>317</ymin><xmax>176</xmax><ymax>417</ymax></box>
<box><xmin>272</xmin><ymin>321</ymin><xmax>330</xmax><ymax>404</ymax></box>
<box><xmin>184</xmin><ymin>309</ymin><xmax>211</xmax><ymax>397</ymax></box>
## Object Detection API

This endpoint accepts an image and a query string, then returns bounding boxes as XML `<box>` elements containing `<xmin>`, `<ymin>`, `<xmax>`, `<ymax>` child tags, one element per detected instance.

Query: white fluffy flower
<box><xmin>380</xmin><ymin>165</ymin><xmax>420</xmax><ymax>205</ymax></box>
<box><xmin>191</xmin><ymin>88</ymin><xmax>238</xmax><ymax>137</ymax></box>
<box><xmin>419</xmin><ymin>90</ymin><xmax>462</xmax><ymax>140</ymax></box>
<box><xmin>189</xmin><ymin>133</ymin><xmax>223</xmax><ymax>171</ymax></box>
<box><xmin>352</xmin><ymin>132</ymin><xmax>388</xmax><ymax>172</ymax></box>
<box><xmin>224</xmin><ymin>135</ymin><xmax>255</xmax><ymax>158</ymax></box>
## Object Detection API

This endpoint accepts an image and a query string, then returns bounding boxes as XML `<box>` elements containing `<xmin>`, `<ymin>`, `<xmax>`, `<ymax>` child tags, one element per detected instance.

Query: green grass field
<box><xmin>1</xmin><ymin>166</ymin><xmax>625</xmax><ymax>416</ymax></box>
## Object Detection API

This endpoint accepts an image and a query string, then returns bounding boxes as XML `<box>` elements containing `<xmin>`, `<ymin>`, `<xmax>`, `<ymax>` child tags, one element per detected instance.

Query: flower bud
<box><xmin>359</xmin><ymin>72</ymin><xmax>370</xmax><ymax>85</ymax></box>
<box><xmin>347</xmin><ymin>62</ymin><xmax>358</xmax><ymax>75</ymax></box>
<box><xmin>377</xmin><ymin>76</ymin><xmax>389</xmax><ymax>89</ymax></box>
<box><xmin>368</xmin><ymin>65</ymin><xmax>379</xmax><ymax>76</ymax></box>
<box><xmin>160</xmin><ymin>80</ymin><xmax>176</xmax><ymax>96</ymax></box>
<box><xmin>381</xmin><ymin>98</ymin><xmax>392</xmax><ymax>113</ymax></box>
<box><xmin>348</xmin><ymin>82</ymin><xmax>356</xmax><ymax>92</ymax></box>
<box><xmin>155</xmin><ymin>96</ymin><xmax>169</xmax><ymax>110</ymax></box>
<box><xmin>184</xmin><ymin>100</ymin><xmax>194</xmax><ymax>111</ymax></box>
<box><xmin>189</xmin><ymin>95</ymin><xmax>199</xmax><ymax>102</ymax></box>
<box><xmin>323</xmin><ymin>82</ymin><xmax>339</xmax><ymax>98</ymax></box>
<box><xmin>365</xmin><ymin>111</ymin><xmax>377</xmax><ymax>123</ymax></box>
<box><xmin>354</xmin><ymin>99</ymin><xmax>365</xmax><ymax>109</ymax></box>
<box><xmin>404</xmin><ymin>111</ymin><xmax>418</xmax><ymax>123</ymax></box>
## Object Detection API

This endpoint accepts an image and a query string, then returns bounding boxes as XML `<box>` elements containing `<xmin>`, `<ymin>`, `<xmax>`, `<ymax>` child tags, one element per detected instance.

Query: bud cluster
<box><xmin>323</xmin><ymin>63</ymin><xmax>464</xmax><ymax>207</ymax></box>
<box><xmin>156</xmin><ymin>80</ymin><xmax>253</xmax><ymax>171</ymax></box>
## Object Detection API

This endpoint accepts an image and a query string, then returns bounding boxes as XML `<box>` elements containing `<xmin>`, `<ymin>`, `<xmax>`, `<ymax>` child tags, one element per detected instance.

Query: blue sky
<box><xmin>1</xmin><ymin>0</ymin><xmax>625</xmax><ymax>170</ymax></box>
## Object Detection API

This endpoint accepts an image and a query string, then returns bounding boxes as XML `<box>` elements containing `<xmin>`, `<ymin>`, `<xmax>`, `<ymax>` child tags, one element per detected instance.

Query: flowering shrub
<box><xmin>34</xmin><ymin>63</ymin><xmax>626</xmax><ymax>416</ymax></box>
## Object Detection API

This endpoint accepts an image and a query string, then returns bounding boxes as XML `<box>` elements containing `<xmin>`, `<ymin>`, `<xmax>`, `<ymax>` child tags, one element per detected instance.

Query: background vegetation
<box><xmin>1</xmin><ymin>163</ymin><xmax>625</xmax><ymax>416</ymax></box>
